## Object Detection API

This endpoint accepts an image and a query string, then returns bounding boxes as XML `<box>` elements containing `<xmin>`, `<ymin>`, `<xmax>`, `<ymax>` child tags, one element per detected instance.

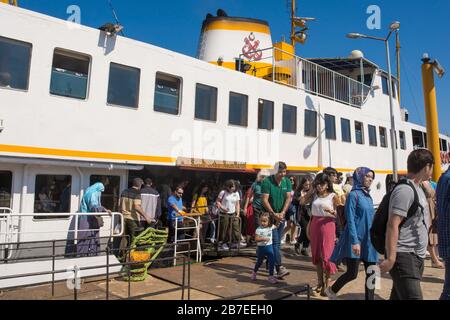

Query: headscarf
<box><xmin>352</xmin><ymin>167</ymin><xmax>375</xmax><ymax>195</ymax></box>
<box><xmin>80</xmin><ymin>182</ymin><xmax>105</xmax><ymax>213</ymax></box>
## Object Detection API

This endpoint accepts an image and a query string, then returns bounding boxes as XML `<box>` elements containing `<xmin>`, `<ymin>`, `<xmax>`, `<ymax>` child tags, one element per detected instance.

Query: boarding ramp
<box><xmin>0</xmin><ymin>212</ymin><xmax>124</xmax><ymax>290</ymax></box>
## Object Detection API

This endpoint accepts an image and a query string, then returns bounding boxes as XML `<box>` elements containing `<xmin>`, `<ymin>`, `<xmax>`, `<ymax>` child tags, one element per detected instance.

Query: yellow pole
<box><xmin>421</xmin><ymin>57</ymin><xmax>442</xmax><ymax>181</ymax></box>
<box><xmin>0</xmin><ymin>0</ymin><xmax>18</xmax><ymax>5</ymax></box>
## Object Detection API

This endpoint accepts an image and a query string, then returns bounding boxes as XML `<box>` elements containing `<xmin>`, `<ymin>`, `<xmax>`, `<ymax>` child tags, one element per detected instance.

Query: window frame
<box><xmin>282</xmin><ymin>104</ymin><xmax>297</xmax><ymax>134</ymax></box>
<box><xmin>0</xmin><ymin>170</ymin><xmax>13</xmax><ymax>210</ymax></box>
<box><xmin>258</xmin><ymin>98</ymin><xmax>275</xmax><ymax>131</ymax></box>
<box><xmin>107</xmin><ymin>62</ymin><xmax>141</xmax><ymax>109</ymax></box>
<box><xmin>324</xmin><ymin>114</ymin><xmax>336</xmax><ymax>140</ymax></box>
<box><xmin>355</xmin><ymin>121</ymin><xmax>365</xmax><ymax>145</ymax></box>
<box><xmin>194</xmin><ymin>83</ymin><xmax>218</xmax><ymax>122</ymax></box>
<box><xmin>89</xmin><ymin>175</ymin><xmax>121</xmax><ymax>212</ymax></box>
<box><xmin>368</xmin><ymin>125</ymin><xmax>378</xmax><ymax>147</ymax></box>
<box><xmin>228</xmin><ymin>91</ymin><xmax>249</xmax><ymax>127</ymax></box>
<box><xmin>341</xmin><ymin>118</ymin><xmax>352</xmax><ymax>143</ymax></box>
<box><xmin>0</xmin><ymin>35</ymin><xmax>33</xmax><ymax>92</ymax></box>
<box><xmin>49</xmin><ymin>48</ymin><xmax>92</xmax><ymax>101</ymax></box>
<box><xmin>400</xmin><ymin>131</ymin><xmax>407</xmax><ymax>150</ymax></box>
<box><xmin>153</xmin><ymin>71</ymin><xmax>183</xmax><ymax>116</ymax></box>
<box><xmin>380</xmin><ymin>126</ymin><xmax>388</xmax><ymax>148</ymax></box>
<box><xmin>33</xmin><ymin>174</ymin><xmax>73</xmax><ymax>220</ymax></box>
<box><xmin>304</xmin><ymin>109</ymin><xmax>318</xmax><ymax>138</ymax></box>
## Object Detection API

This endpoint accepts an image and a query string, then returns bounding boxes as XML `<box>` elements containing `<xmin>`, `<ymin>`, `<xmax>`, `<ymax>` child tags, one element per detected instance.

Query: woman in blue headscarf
<box><xmin>326</xmin><ymin>167</ymin><xmax>379</xmax><ymax>300</ymax></box>
<box><xmin>66</xmin><ymin>183</ymin><xmax>108</xmax><ymax>257</ymax></box>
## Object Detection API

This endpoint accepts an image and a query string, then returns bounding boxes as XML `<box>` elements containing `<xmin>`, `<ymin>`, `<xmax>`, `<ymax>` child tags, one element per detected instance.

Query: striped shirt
<box><xmin>120</xmin><ymin>187</ymin><xmax>142</xmax><ymax>221</ymax></box>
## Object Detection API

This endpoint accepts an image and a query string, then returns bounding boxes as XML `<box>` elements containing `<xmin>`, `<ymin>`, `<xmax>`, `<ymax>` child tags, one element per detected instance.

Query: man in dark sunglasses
<box><xmin>168</xmin><ymin>186</ymin><xmax>187</xmax><ymax>243</ymax></box>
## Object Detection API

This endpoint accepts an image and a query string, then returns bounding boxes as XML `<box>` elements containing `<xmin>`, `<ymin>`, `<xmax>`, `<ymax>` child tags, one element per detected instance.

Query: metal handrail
<box><xmin>239</xmin><ymin>46</ymin><xmax>372</xmax><ymax>108</ymax></box>
<box><xmin>0</xmin><ymin>238</ymin><xmax>191</xmax><ymax>300</ymax></box>
<box><xmin>0</xmin><ymin>212</ymin><xmax>124</xmax><ymax>237</ymax></box>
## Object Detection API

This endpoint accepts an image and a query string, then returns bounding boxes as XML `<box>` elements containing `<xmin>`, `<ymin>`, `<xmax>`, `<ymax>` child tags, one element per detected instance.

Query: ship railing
<box><xmin>0</xmin><ymin>237</ymin><xmax>192</xmax><ymax>300</ymax></box>
<box><xmin>239</xmin><ymin>47</ymin><xmax>372</xmax><ymax>108</ymax></box>
<box><xmin>0</xmin><ymin>212</ymin><xmax>124</xmax><ymax>251</ymax></box>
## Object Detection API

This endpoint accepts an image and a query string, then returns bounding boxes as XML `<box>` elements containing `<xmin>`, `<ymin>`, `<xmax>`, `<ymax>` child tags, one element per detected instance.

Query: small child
<box><xmin>251</xmin><ymin>212</ymin><xmax>277</xmax><ymax>284</ymax></box>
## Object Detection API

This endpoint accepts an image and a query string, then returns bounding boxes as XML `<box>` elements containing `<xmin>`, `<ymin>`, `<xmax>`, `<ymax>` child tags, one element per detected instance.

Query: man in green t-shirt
<box><xmin>261</xmin><ymin>162</ymin><xmax>292</xmax><ymax>279</ymax></box>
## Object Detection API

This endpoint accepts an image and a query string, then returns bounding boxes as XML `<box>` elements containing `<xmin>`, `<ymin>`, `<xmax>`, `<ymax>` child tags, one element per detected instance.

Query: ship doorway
<box><xmin>127</xmin><ymin>166</ymin><xmax>257</xmax><ymax>207</ymax></box>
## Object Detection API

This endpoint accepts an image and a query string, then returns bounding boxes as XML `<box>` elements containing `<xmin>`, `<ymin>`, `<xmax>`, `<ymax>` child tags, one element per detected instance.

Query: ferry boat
<box><xmin>0</xmin><ymin>1</ymin><xmax>449</xmax><ymax>290</ymax></box>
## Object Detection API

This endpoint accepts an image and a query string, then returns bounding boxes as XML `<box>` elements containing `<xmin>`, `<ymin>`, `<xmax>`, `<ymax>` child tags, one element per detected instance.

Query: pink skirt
<box><xmin>310</xmin><ymin>216</ymin><xmax>337</xmax><ymax>275</ymax></box>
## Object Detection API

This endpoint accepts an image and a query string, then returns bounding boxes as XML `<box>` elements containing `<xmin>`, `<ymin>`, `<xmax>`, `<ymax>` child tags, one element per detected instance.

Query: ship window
<box><xmin>0</xmin><ymin>171</ymin><xmax>12</xmax><ymax>210</ymax></box>
<box><xmin>341</xmin><ymin>118</ymin><xmax>351</xmax><ymax>143</ymax></box>
<box><xmin>440</xmin><ymin>138</ymin><xmax>448</xmax><ymax>152</ymax></box>
<box><xmin>0</xmin><ymin>36</ymin><xmax>32</xmax><ymax>90</ymax></box>
<box><xmin>304</xmin><ymin>110</ymin><xmax>317</xmax><ymax>137</ymax></box>
<box><xmin>282</xmin><ymin>104</ymin><xmax>297</xmax><ymax>134</ymax></box>
<box><xmin>411</xmin><ymin>129</ymin><xmax>425</xmax><ymax>149</ymax></box>
<box><xmin>154</xmin><ymin>72</ymin><xmax>181</xmax><ymax>115</ymax></box>
<box><xmin>380</xmin><ymin>127</ymin><xmax>388</xmax><ymax>148</ymax></box>
<box><xmin>107</xmin><ymin>62</ymin><xmax>140</xmax><ymax>108</ymax></box>
<box><xmin>325</xmin><ymin>114</ymin><xmax>336</xmax><ymax>140</ymax></box>
<box><xmin>258</xmin><ymin>99</ymin><xmax>274</xmax><ymax>130</ymax></box>
<box><xmin>34</xmin><ymin>175</ymin><xmax>71</xmax><ymax>219</ymax></box>
<box><xmin>355</xmin><ymin>121</ymin><xmax>365</xmax><ymax>145</ymax></box>
<box><xmin>381</xmin><ymin>75</ymin><xmax>397</xmax><ymax>98</ymax></box>
<box><xmin>400</xmin><ymin>131</ymin><xmax>407</xmax><ymax>150</ymax></box>
<box><xmin>195</xmin><ymin>83</ymin><xmax>217</xmax><ymax>121</ymax></box>
<box><xmin>368</xmin><ymin>125</ymin><xmax>377</xmax><ymax>147</ymax></box>
<box><xmin>357</xmin><ymin>74</ymin><xmax>373</xmax><ymax>87</ymax></box>
<box><xmin>229</xmin><ymin>92</ymin><xmax>248</xmax><ymax>127</ymax></box>
<box><xmin>50</xmin><ymin>49</ymin><xmax>90</xmax><ymax>100</ymax></box>
<box><xmin>89</xmin><ymin>175</ymin><xmax>121</xmax><ymax>212</ymax></box>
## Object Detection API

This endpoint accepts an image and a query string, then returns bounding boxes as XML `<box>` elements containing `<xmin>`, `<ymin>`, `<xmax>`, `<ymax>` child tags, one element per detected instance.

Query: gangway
<box><xmin>0</xmin><ymin>212</ymin><xmax>124</xmax><ymax>289</ymax></box>
<box><xmin>173</xmin><ymin>213</ymin><xmax>202</xmax><ymax>266</ymax></box>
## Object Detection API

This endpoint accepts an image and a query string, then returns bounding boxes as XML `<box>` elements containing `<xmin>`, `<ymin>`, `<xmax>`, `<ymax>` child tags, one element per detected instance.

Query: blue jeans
<box><xmin>254</xmin><ymin>244</ymin><xmax>275</xmax><ymax>276</ymax></box>
<box><xmin>272</xmin><ymin>221</ymin><xmax>285</xmax><ymax>272</ymax></box>
<box><xmin>441</xmin><ymin>258</ymin><xmax>450</xmax><ymax>300</ymax></box>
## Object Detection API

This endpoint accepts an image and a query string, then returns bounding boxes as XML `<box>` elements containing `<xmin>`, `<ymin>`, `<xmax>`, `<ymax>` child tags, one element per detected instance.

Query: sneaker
<box><xmin>268</xmin><ymin>276</ymin><xmax>278</xmax><ymax>284</ymax></box>
<box><xmin>324</xmin><ymin>287</ymin><xmax>338</xmax><ymax>300</ymax></box>
<box><xmin>221</xmin><ymin>243</ymin><xmax>229</xmax><ymax>250</ymax></box>
<box><xmin>301</xmin><ymin>248</ymin><xmax>310</xmax><ymax>257</ymax></box>
<box><xmin>275</xmin><ymin>266</ymin><xmax>290</xmax><ymax>278</ymax></box>
<box><xmin>251</xmin><ymin>271</ymin><xmax>257</xmax><ymax>281</ymax></box>
<box><xmin>239</xmin><ymin>241</ymin><xmax>247</xmax><ymax>248</ymax></box>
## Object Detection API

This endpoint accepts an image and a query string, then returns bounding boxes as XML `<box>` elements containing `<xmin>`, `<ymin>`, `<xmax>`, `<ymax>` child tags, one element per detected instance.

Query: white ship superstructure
<box><xmin>0</xmin><ymin>4</ymin><xmax>449</xmax><ymax>270</ymax></box>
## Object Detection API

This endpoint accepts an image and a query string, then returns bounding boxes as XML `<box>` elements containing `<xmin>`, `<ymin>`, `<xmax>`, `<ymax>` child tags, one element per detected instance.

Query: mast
<box><xmin>290</xmin><ymin>0</ymin><xmax>296</xmax><ymax>46</ymax></box>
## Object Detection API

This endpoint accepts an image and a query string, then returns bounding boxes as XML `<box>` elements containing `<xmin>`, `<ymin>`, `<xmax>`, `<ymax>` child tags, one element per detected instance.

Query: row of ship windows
<box><xmin>0</xmin><ymin>171</ymin><xmax>120</xmax><ymax>216</ymax></box>
<box><xmin>1</xmin><ymin>36</ymin><xmax>447</xmax><ymax>151</ymax></box>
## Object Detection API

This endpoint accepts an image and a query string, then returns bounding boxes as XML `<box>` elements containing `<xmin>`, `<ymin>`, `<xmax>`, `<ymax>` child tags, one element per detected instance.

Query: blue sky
<box><xmin>18</xmin><ymin>0</ymin><xmax>450</xmax><ymax>134</ymax></box>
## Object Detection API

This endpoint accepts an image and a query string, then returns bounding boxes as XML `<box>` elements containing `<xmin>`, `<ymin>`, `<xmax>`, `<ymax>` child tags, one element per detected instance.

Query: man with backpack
<box><xmin>378</xmin><ymin>149</ymin><xmax>434</xmax><ymax>300</ymax></box>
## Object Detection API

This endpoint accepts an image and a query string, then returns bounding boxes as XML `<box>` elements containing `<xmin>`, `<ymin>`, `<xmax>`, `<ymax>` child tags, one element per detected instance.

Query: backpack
<box><xmin>370</xmin><ymin>179</ymin><xmax>424</xmax><ymax>255</ymax></box>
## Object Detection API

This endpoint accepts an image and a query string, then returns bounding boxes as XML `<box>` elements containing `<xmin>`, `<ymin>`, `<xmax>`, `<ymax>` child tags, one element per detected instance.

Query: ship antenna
<box><xmin>107</xmin><ymin>0</ymin><xmax>125</xmax><ymax>36</ymax></box>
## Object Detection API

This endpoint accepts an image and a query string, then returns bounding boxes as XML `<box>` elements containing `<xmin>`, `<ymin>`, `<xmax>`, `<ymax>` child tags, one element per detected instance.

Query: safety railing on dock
<box><xmin>0</xmin><ymin>236</ymin><xmax>192</xmax><ymax>300</ymax></box>
<box><xmin>238</xmin><ymin>47</ymin><xmax>371</xmax><ymax>108</ymax></box>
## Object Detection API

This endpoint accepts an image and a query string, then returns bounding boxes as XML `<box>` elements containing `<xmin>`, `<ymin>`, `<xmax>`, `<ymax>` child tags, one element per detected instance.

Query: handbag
<box><xmin>92</xmin><ymin>206</ymin><xmax>107</xmax><ymax>228</ymax></box>
<box><xmin>211</xmin><ymin>191</ymin><xmax>226</xmax><ymax>217</ymax></box>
